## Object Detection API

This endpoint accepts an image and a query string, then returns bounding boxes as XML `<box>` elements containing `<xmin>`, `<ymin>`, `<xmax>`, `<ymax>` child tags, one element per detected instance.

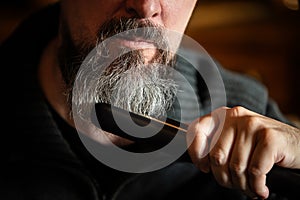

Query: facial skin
<box><xmin>60</xmin><ymin>0</ymin><xmax>198</xmax><ymax>49</ymax></box>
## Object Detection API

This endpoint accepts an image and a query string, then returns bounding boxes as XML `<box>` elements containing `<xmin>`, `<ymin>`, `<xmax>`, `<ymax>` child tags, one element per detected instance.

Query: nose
<box><xmin>125</xmin><ymin>0</ymin><xmax>162</xmax><ymax>19</ymax></box>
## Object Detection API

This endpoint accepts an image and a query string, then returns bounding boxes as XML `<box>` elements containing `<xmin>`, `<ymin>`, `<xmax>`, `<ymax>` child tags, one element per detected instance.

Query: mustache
<box><xmin>96</xmin><ymin>17</ymin><xmax>168</xmax><ymax>48</ymax></box>
<box><xmin>93</xmin><ymin>17</ymin><xmax>174</xmax><ymax>75</ymax></box>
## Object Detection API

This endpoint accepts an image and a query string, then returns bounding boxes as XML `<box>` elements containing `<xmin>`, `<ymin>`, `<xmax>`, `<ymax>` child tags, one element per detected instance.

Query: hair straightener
<box><xmin>92</xmin><ymin>102</ymin><xmax>189</xmax><ymax>152</ymax></box>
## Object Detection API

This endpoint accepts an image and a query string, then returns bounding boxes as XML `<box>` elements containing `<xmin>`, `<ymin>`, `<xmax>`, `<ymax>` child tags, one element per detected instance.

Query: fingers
<box><xmin>187</xmin><ymin>106</ymin><xmax>233</xmax><ymax>186</ymax></box>
<box><xmin>209</xmin><ymin>123</ymin><xmax>234</xmax><ymax>188</ymax></box>
<box><xmin>248</xmin><ymin>132</ymin><xmax>276</xmax><ymax>199</ymax></box>
<box><xmin>187</xmin><ymin>106</ymin><xmax>274</xmax><ymax>199</ymax></box>
<box><xmin>229</xmin><ymin>120</ymin><xmax>256</xmax><ymax>197</ymax></box>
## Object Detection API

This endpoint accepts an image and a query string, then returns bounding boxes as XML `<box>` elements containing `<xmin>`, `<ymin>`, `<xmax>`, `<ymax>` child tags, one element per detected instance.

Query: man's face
<box><xmin>60</xmin><ymin>0</ymin><xmax>197</xmax><ymax>49</ymax></box>
<box><xmin>58</xmin><ymin>0</ymin><xmax>198</xmax><ymax>118</ymax></box>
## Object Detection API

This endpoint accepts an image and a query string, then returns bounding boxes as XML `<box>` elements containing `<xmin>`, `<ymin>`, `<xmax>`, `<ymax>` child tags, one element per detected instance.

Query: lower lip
<box><xmin>117</xmin><ymin>38</ymin><xmax>156</xmax><ymax>50</ymax></box>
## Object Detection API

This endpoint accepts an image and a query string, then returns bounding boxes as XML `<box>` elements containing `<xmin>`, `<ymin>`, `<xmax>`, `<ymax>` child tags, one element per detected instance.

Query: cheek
<box><xmin>163</xmin><ymin>1</ymin><xmax>197</xmax><ymax>33</ymax></box>
<box><xmin>61</xmin><ymin>0</ymin><xmax>118</xmax><ymax>45</ymax></box>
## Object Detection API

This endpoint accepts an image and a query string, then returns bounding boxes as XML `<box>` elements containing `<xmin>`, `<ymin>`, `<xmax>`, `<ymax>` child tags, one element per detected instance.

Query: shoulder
<box><xmin>215</xmin><ymin>61</ymin><xmax>269</xmax><ymax>115</ymax></box>
<box><xmin>174</xmin><ymin>49</ymin><xmax>270</xmax><ymax>115</ymax></box>
<box><xmin>217</xmin><ymin>64</ymin><xmax>293</xmax><ymax>125</ymax></box>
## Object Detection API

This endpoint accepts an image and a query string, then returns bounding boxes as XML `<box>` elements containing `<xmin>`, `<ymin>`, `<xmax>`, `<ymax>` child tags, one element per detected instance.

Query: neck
<box><xmin>38</xmin><ymin>37</ymin><xmax>75</xmax><ymax>127</ymax></box>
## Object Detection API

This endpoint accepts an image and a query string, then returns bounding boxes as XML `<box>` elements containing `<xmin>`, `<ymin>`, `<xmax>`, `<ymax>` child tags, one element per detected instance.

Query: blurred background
<box><xmin>0</xmin><ymin>0</ymin><xmax>299</xmax><ymax>126</ymax></box>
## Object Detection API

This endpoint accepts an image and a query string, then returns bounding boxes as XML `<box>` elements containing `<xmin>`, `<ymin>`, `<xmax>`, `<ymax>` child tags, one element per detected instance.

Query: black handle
<box><xmin>92</xmin><ymin>103</ymin><xmax>188</xmax><ymax>150</ymax></box>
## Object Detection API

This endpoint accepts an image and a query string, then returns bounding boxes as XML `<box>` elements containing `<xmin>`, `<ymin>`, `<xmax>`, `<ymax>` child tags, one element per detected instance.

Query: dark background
<box><xmin>1</xmin><ymin>0</ymin><xmax>299</xmax><ymax>126</ymax></box>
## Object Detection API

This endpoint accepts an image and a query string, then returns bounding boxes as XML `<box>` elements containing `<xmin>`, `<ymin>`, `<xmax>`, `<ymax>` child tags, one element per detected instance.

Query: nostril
<box><xmin>152</xmin><ymin>13</ymin><xmax>159</xmax><ymax>18</ymax></box>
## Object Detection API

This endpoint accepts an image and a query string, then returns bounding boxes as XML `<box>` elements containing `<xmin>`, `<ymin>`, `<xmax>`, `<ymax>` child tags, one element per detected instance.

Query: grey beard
<box><xmin>95</xmin><ymin>53</ymin><xmax>178</xmax><ymax>118</ymax></box>
<box><xmin>73</xmin><ymin>50</ymin><xmax>178</xmax><ymax>119</ymax></box>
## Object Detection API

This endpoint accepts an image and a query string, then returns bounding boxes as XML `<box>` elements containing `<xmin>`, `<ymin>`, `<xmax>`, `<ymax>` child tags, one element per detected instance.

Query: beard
<box><xmin>58</xmin><ymin>17</ymin><xmax>178</xmax><ymax>118</ymax></box>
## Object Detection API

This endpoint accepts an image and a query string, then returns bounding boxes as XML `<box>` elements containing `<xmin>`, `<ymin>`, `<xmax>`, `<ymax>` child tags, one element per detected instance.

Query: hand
<box><xmin>186</xmin><ymin>106</ymin><xmax>300</xmax><ymax>199</ymax></box>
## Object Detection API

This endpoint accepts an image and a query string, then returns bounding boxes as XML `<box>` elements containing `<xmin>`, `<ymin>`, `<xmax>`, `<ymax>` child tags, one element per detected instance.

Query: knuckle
<box><xmin>248</xmin><ymin>165</ymin><xmax>263</xmax><ymax>177</ymax></box>
<box><xmin>210</xmin><ymin>149</ymin><xmax>226</xmax><ymax>167</ymax></box>
<box><xmin>258</xmin><ymin>128</ymin><xmax>277</xmax><ymax>147</ymax></box>
<box><xmin>229</xmin><ymin>162</ymin><xmax>245</xmax><ymax>176</ymax></box>
<box><xmin>244</xmin><ymin>116</ymin><xmax>260</xmax><ymax>128</ymax></box>
<box><xmin>242</xmin><ymin>116</ymin><xmax>261</xmax><ymax>133</ymax></box>
<box><xmin>228</xmin><ymin>106</ymin><xmax>245</xmax><ymax>117</ymax></box>
<box><xmin>260</xmin><ymin>127</ymin><xmax>273</xmax><ymax>139</ymax></box>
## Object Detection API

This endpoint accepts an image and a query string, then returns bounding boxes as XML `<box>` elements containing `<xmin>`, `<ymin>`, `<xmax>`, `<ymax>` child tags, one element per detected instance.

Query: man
<box><xmin>2</xmin><ymin>0</ymin><xmax>300</xmax><ymax>200</ymax></box>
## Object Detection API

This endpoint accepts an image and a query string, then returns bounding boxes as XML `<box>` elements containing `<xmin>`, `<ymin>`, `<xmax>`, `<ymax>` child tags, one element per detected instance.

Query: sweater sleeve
<box><xmin>265</xmin><ymin>98</ymin><xmax>296</xmax><ymax>127</ymax></box>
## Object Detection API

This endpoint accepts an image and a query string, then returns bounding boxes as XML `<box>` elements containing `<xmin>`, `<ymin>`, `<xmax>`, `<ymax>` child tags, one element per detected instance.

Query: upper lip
<box><xmin>117</xmin><ymin>35</ymin><xmax>155</xmax><ymax>44</ymax></box>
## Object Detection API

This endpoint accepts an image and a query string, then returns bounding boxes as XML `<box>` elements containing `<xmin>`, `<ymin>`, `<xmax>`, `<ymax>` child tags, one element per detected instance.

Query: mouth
<box><xmin>116</xmin><ymin>36</ymin><xmax>157</xmax><ymax>50</ymax></box>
